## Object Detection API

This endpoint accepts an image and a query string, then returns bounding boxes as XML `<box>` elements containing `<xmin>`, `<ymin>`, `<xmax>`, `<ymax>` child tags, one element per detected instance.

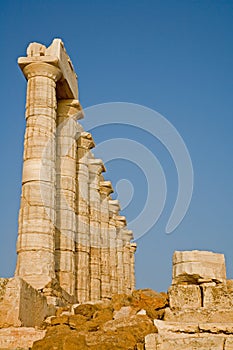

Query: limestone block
<box><xmin>55</xmin><ymin>230</ymin><xmax>75</xmax><ymax>250</ymax></box>
<box><xmin>22</xmin><ymin>181</ymin><xmax>54</xmax><ymax>208</ymax></box>
<box><xmin>203</xmin><ymin>281</ymin><xmax>233</xmax><ymax>309</ymax></box>
<box><xmin>113</xmin><ymin>306</ymin><xmax>137</xmax><ymax>320</ymax></box>
<box><xmin>56</xmin><ymin>209</ymin><xmax>76</xmax><ymax>231</ymax></box>
<box><xmin>168</xmin><ymin>285</ymin><xmax>202</xmax><ymax>310</ymax></box>
<box><xmin>25</xmin><ymin>115</ymin><xmax>56</xmax><ymax>131</ymax></box>
<box><xmin>15</xmin><ymin>250</ymin><xmax>55</xmax><ymax>289</ymax></box>
<box><xmin>56</xmin><ymin>157</ymin><xmax>76</xmax><ymax>177</ymax></box>
<box><xmin>17</xmin><ymin>233</ymin><xmax>54</xmax><ymax>251</ymax></box>
<box><xmin>164</xmin><ymin>307</ymin><xmax>233</xmax><ymax>323</ymax></box>
<box><xmin>225</xmin><ymin>338</ymin><xmax>233</xmax><ymax>350</ymax></box>
<box><xmin>154</xmin><ymin>320</ymin><xmax>199</xmax><ymax>334</ymax></box>
<box><xmin>155</xmin><ymin>335</ymin><xmax>224</xmax><ymax>350</ymax></box>
<box><xmin>22</xmin><ymin>158</ymin><xmax>56</xmax><ymax>183</ymax></box>
<box><xmin>19</xmin><ymin>205</ymin><xmax>55</xmax><ymax>221</ymax></box>
<box><xmin>145</xmin><ymin>333</ymin><xmax>158</xmax><ymax>350</ymax></box>
<box><xmin>0</xmin><ymin>327</ymin><xmax>46</xmax><ymax>350</ymax></box>
<box><xmin>172</xmin><ymin>250</ymin><xmax>226</xmax><ymax>285</ymax></box>
<box><xmin>18</xmin><ymin>217</ymin><xmax>55</xmax><ymax>235</ymax></box>
<box><xmin>199</xmin><ymin>322</ymin><xmax>233</xmax><ymax>333</ymax></box>
<box><xmin>46</xmin><ymin>38</ymin><xmax>78</xmax><ymax>99</ymax></box>
<box><xmin>57</xmin><ymin>175</ymin><xmax>76</xmax><ymax>192</ymax></box>
<box><xmin>0</xmin><ymin>277</ymin><xmax>50</xmax><ymax>327</ymax></box>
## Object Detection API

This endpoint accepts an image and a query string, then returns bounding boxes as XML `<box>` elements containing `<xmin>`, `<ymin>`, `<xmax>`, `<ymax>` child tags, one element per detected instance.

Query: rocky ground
<box><xmin>32</xmin><ymin>289</ymin><xmax>168</xmax><ymax>350</ymax></box>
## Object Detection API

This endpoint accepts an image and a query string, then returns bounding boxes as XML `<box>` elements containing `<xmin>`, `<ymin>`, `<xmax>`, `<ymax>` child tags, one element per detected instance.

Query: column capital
<box><xmin>109</xmin><ymin>199</ymin><xmax>121</xmax><ymax>215</ymax></box>
<box><xmin>130</xmin><ymin>242</ymin><xmax>137</xmax><ymax>253</ymax></box>
<box><xmin>77</xmin><ymin>132</ymin><xmax>95</xmax><ymax>150</ymax></box>
<box><xmin>121</xmin><ymin>229</ymin><xmax>133</xmax><ymax>241</ymax></box>
<box><xmin>115</xmin><ymin>215</ymin><xmax>127</xmax><ymax>228</ymax></box>
<box><xmin>57</xmin><ymin>99</ymin><xmax>83</xmax><ymax>120</ymax></box>
<box><xmin>88</xmin><ymin>158</ymin><xmax>106</xmax><ymax>175</ymax></box>
<box><xmin>99</xmin><ymin>180</ymin><xmax>114</xmax><ymax>196</ymax></box>
<box><xmin>22</xmin><ymin>62</ymin><xmax>62</xmax><ymax>82</ymax></box>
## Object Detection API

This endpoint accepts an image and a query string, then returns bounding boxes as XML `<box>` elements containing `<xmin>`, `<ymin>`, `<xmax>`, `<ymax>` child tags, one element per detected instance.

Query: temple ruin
<box><xmin>0</xmin><ymin>39</ymin><xmax>233</xmax><ymax>349</ymax></box>
<box><xmin>15</xmin><ymin>38</ymin><xmax>136</xmax><ymax>303</ymax></box>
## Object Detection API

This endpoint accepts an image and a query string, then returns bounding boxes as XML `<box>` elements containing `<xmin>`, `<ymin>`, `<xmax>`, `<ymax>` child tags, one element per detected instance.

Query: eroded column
<box><xmin>108</xmin><ymin>199</ymin><xmax>120</xmax><ymax>294</ymax></box>
<box><xmin>16</xmin><ymin>61</ymin><xmax>61</xmax><ymax>289</ymax></box>
<box><xmin>99</xmin><ymin>181</ymin><xmax>113</xmax><ymax>299</ymax></box>
<box><xmin>75</xmin><ymin>132</ymin><xmax>94</xmax><ymax>302</ymax></box>
<box><xmin>55</xmin><ymin>99</ymin><xmax>82</xmax><ymax>296</ymax></box>
<box><xmin>88</xmin><ymin>158</ymin><xmax>105</xmax><ymax>300</ymax></box>
<box><xmin>122</xmin><ymin>229</ymin><xmax>134</xmax><ymax>294</ymax></box>
<box><xmin>115</xmin><ymin>215</ymin><xmax>127</xmax><ymax>294</ymax></box>
<box><xmin>130</xmin><ymin>243</ymin><xmax>137</xmax><ymax>290</ymax></box>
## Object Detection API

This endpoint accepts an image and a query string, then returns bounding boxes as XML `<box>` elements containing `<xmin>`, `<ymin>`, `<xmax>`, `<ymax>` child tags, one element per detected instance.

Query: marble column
<box><xmin>15</xmin><ymin>61</ymin><xmax>62</xmax><ymax>290</ymax></box>
<box><xmin>115</xmin><ymin>215</ymin><xmax>127</xmax><ymax>294</ymax></box>
<box><xmin>122</xmin><ymin>229</ymin><xmax>133</xmax><ymax>294</ymax></box>
<box><xmin>88</xmin><ymin>158</ymin><xmax>105</xmax><ymax>300</ymax></box>
<box><xmin>55</xmin><ymin>99</ymin><xmax>82</xmax><ymax>296</ymax></box>
<box><xmin>130</xmin><ymin>243</ymin><xmax>137</xmax><ymax>291</ymax></box>
<box><xmin>108</xmin><ymin>199</ymin><xmax>120</xmax><ymax>294</ymax></box>
<box><xmin>99</xmin><ymin>181</ymin><xmax>113</xmax><ymax>299</ymax></box>
<box><xmin>75</xmin><ymin>132</ymin><xmax>94</xmax><ymax>302</ymax></box>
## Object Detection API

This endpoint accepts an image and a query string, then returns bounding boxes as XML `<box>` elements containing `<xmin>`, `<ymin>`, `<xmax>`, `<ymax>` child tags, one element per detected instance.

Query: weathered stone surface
<box><xmin>203</xmin><ymin>281</ymin><xmax>233</xmax><ymax>309</ymax></box>
<box><xmin>164</xmin><ymin>307</ymin><xmax>233</xmax><ymax>323</ymax></box>
<box><xmin>113</xmin><ymin>306</ymin><xmax>136</xmax><ymax>319</ymax></box>
<box><xmin>16</xmin><ymin>38</ymin><xmax>136</xmax><ymax>305</ymax></box>
<box><xmin>145</xmin><ymin>333</ymin><xmax>157</xmax><ymax>350</ymax></box>
<box><xmin>199</xmin><ymin>322</ymin><xmax>233</xmax><ymax>333</ymax></box>
<box><xmin>172</xmin><ymin>250</ymin><xmax>226</xmax><ymax>285</ymax></box>
<box><xmin>0</xmin><ymin>327</ymin><xmax>46</xmax><ymax>350</ymax></box>
<box><xmin>132</xmin><ymin>289</ymin><xmax>168</xmax><ymax>319</ymax></box>
<box><xmin>168</xmin><ymin>285</ymin><xmax>202</xmax><ymax>309</ymax></box>
<box><xmin>0</xmin><ymin>277</ymin><xmax>50</xmax><ymax>327</ymax></box>
<box><xmin>155</xmin><ymin>335</ymin><xmax>225</xmax><ymax>350</ymax></box>
<box><xmin>154</xmin><ymin>319</ymin><xmax>199</xmax><ymax>334</ymax></box>
<box><xmin>225</xmin><ymin>337</ymin><xmax>233</xmax><ymax>350</ymax></box>
<box><xmin>32</xmin><ymin>325</ymin><xmax>88</xmax><ymax>350</ymax></box>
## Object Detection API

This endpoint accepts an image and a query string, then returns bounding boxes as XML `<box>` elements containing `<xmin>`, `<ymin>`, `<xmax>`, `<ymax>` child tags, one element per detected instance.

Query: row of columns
<box><xmin>15</xmin><ymin>57</ymin><xmax>136</xmax><ymax>302</ymax></box>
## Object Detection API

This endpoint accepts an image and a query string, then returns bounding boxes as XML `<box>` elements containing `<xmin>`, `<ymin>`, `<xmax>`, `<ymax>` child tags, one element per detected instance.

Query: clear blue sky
<box><xmin>0</xmin><ymin>0</ymin><xmax>232</xmax><ymax>291</ymax></box>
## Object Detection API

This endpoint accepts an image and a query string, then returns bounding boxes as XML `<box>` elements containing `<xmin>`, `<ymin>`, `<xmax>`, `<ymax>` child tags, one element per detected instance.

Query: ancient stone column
<box><xmin>115</xmin><ymin>215</ymin><xmax>127</xmax><ymax>294</ymax></box>
<box><xmin>75</xmin><ymin>132</ymin><xmax>95</xmax><ymax>302</ymax></box>
<box><xmin>108</xmin><ymin>199</ymin><xmax>120</xmax><ymax>294</ymax></box>
<box><xmin>55</xmin><ymin>99</ymin><xmax>83</xmax><ymax>296</ymax></box>
<box><xmin>130</xmin><ymin>243</ymin><xmax>137</xmax><ymax>290</ymax></box>
<box><xmin>88</xmin><ymin>158</ymin><xmax>105</xmax><ymax>300</ymax></box>
<box><xmin>99</xmin><ymin>181</ymin><xmax>113</xmax><ymax>300</ymax></box>
<box><xmin>122</xmin><ymin>229</ymin><xmax>134</xmax><ymax>294</ymax></box>
<box><xmin>16</xmin><ymin>49</ymin><xmax>62</xmax><ymax>289</ymax></box>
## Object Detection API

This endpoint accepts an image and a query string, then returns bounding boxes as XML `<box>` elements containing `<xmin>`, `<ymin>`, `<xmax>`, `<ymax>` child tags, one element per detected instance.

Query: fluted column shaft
<box><xmin>75</xmin><ymin>132</ymin><xmax>94</xmax><ymax>302</ymax></box>
<box><xmin>15</xmin><ymin>62</ymin><xmax>61</xmax><ymax>290</ymax></box>
<box><xmin>88</xmin><ymin>159</ymin><xmax>105</xmax><ymax>300</ymax></box>
<box><xmin>108</xmin><ymin>200</ymin><xmax>120</xmax><ymax>294</ymax></box>
<box><xmin>55</xmin><ymin>99</ymin><xmax>82</xmax><ymax>296</ymax></box>
<box><xmin>99</xmin><ymin>181</ymin><xmax>113</xmax><ymax>299</ymax></box>
<box><xmin>115</xmin><ymin>216</ymin><xmax>127</xmax><ymax>294</ymax></box>
<box><xmin>122</xmin><ymin>230</ymin><xmax>133</xmax><ymax>294</ymax></box>
<box><xmin>130</xmin><ymin>243</ymin><xmax>137</xmax><ymax>290</ymax></box>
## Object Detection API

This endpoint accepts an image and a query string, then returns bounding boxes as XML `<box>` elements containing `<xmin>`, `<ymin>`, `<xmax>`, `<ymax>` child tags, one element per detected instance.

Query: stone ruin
<box><xmin>0</xmin><ymin>39</ymin><xmax>233</xmax><ymax>349</ymax></box>
<box><xmin>15</xmin><ymin>38</ymin><xmax>136</xmax><ymax>303</ymax></box>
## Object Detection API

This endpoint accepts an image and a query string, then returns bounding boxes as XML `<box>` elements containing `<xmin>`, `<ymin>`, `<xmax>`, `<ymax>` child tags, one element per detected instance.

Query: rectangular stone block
<box><xmin>0</xmin><ymin>277</ymin><xmax>51</xmax><ymax>327</ymax></box>
<box><xmin>203</xmin><ymin>280</ymin><xmax>233</xmax><ymax>309</ymax></box>
<box><xmin>0</xmin><ymin>327</ymin><xmax>46</xmax><ymax>350</ymax></box>
<box><xmin>168</xmin><ymin>285</ymin><xmax>202</xmax><ymax>310</ymax></box>
<box><xmin>155</xmin><ymin>335</ymin><xmax>224</xmax><ymax>350</ymax></box>
<box><xmin>145</xmin><ymin>333</ymin><xmax>157</xmax><ymax>350</ymax></box>
<box><xmin>172</xmin><ymin>250</ymin><xmax>226</xmax><ymax>285</ymax></box>
<box><xmin>225</xmin><ymin>338</ymin><xmax>233</xmax><ymax>350</ymax></box>
<box><xmin>164</xmin><ymin>307</ymin><xmax>233</xmax><ymax>323</ymax></box>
